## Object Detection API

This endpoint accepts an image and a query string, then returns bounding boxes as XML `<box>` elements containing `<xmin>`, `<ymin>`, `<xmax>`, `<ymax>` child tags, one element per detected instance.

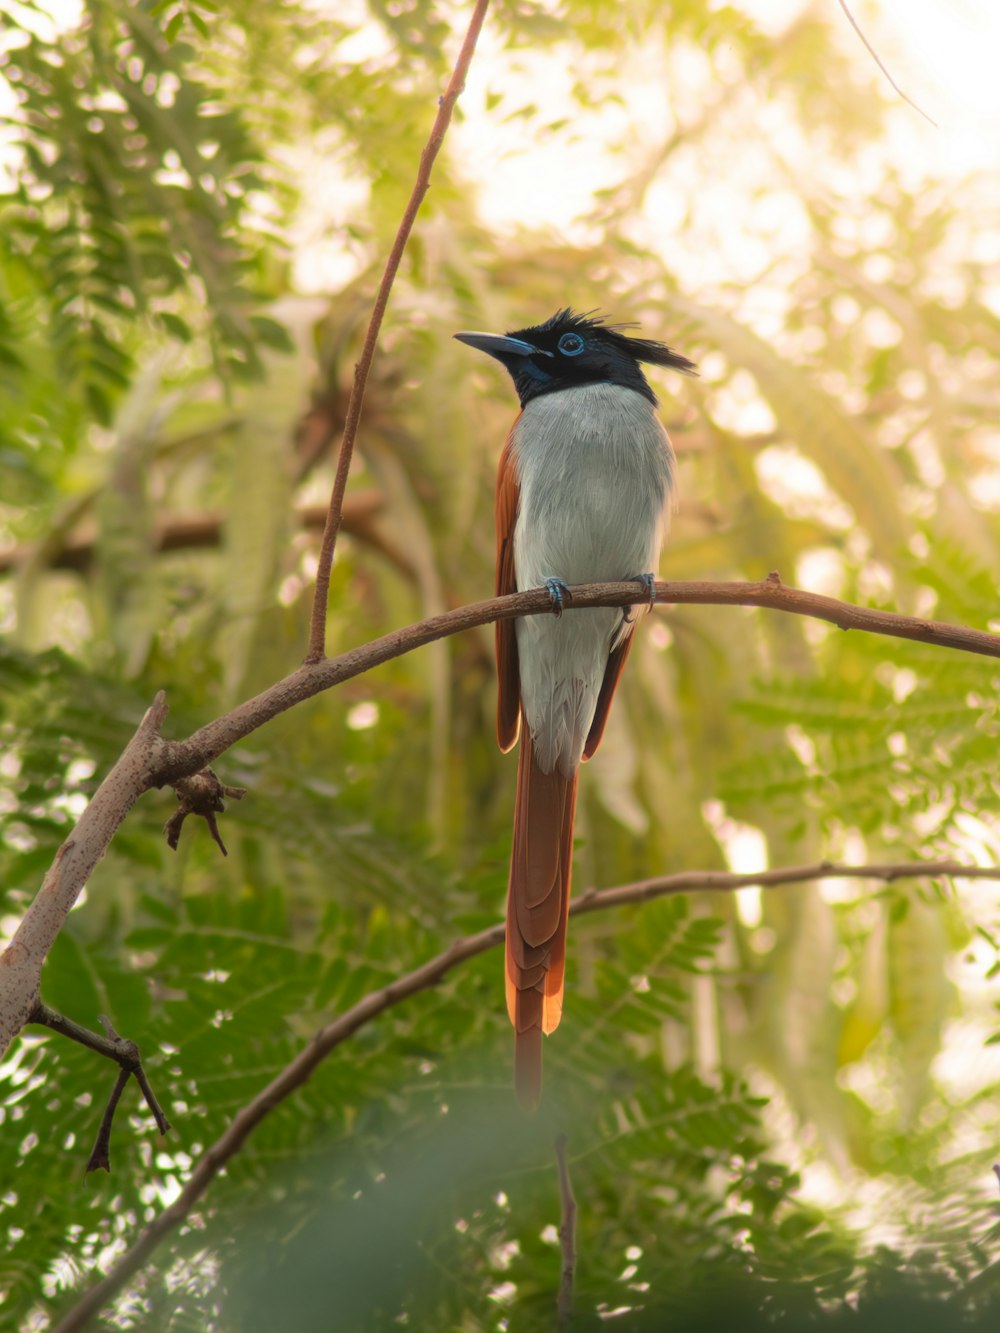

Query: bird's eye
<box><xmin>557</xmin><ymin>332</ymin><xmax>585</xmax><ymax>356</ymax></box>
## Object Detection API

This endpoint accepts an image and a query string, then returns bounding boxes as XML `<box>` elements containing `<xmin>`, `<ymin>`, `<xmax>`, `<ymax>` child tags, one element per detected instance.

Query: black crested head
<box><xmin>454</xmin><ymin>308</ymin><xmax>697</xmax><ymax>408</ymax></box>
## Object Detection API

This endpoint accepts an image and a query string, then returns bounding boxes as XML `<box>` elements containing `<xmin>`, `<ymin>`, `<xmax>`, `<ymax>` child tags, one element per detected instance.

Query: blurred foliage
<box><xmin>3</xmin><ymin>0</ymin><xmax>1000</xmax><ymax>1329</ymax></box>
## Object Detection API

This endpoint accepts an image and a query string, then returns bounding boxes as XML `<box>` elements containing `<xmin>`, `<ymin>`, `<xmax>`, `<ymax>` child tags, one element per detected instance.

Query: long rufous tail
<box><xmin>505</xmin><ymin>730</ymin><xmax>578</xmax><ymax>1109</ymax></box>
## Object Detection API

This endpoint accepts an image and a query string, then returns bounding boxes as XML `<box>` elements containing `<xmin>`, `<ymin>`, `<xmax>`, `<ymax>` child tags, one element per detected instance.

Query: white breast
<box><xmin>511</xmin><ymin>383</ymin><xmax>676</xmax><ymax>775</ymax></box>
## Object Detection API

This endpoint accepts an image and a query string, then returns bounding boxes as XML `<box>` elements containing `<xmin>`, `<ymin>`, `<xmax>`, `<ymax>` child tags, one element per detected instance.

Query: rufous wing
<box><xmin>495</xmin><ymin>424</ymin><xmax>521</xmax><ymax>753</ymax></box>
<box><xmin>582</xmin><ymin>629</ymin><xmax>635</xmax><ymax>759</ymax></box>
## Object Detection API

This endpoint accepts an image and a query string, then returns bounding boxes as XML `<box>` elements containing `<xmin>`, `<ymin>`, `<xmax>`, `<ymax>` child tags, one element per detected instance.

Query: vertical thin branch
<box><xmin>304</xmin><ymin>0</ymin><xmax>491</xmax><ymax>663</ymax></box>
<box><xmin>555</xmin><ymin>1132</ymin><xmax>577</xmax><ymax>1330</ymax></box>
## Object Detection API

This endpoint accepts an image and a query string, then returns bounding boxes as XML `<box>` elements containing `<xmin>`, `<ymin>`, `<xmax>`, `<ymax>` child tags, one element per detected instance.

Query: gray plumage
<box><xmin>511</xmin><ymin>382</ymin><xmax>676</xmax><ymax>775</ymax></box>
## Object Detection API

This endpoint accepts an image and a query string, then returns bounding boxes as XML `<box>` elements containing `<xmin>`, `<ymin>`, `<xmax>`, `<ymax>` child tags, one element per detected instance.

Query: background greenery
<box><xmin>3</xmin><ymin>0</ymin><xmax>1000</xmax><ymax>1327</ymax></box>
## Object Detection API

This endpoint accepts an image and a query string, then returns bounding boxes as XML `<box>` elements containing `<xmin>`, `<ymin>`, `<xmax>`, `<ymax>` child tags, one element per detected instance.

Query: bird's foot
<box><xmin>544</xmin><ymin>578</ymin><xmax>571</xmax><ymax>618</ymax></box>
<box><xmin>629</xmin><ymin>573</ymin><xmax>657</xmax><ymax>614</ymax></box>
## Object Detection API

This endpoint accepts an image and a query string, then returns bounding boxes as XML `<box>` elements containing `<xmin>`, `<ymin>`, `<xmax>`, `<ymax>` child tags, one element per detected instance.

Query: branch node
<box><xmin>165</xmin><ymin>767</ymin><xmax>246</xmax><ymax>856</ymax></box>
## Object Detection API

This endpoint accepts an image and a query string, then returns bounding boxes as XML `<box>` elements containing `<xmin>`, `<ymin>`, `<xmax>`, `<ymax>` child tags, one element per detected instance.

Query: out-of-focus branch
<box><xmin>836</xmin><ymin>0</ymin><xmax>936</xmax><ymax>127</ymax></box>
<box><xmin>0</xmin><ymin>493</ymin><xmax>417</xmax><ymax>581</ymax></box>
<box><xmin>52</xmin><ymin>856</ymin><xmax>997</xmax><ymax>1332</ymax></box>
<box><xmin>555</xmin><ymin>1132</ymin><xmax>577</xmax><ymax>1331</ymax></box>
<box><xmin>305</xmin><ymin>0</ymin><xmax>492</xmax><ymax>662</ymax></box>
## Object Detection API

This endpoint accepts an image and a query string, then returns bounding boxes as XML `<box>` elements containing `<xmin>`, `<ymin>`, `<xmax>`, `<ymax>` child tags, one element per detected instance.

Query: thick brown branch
<box><xmin>52</xmin><ymin>857</ymin><xmax>997</xmax><ymax>1331</ymax></box>
<box><xmin>0</xmin><ymin>694</ymin><xmax>169</xmax><ymax>1058</ymax></box>
<box><xmin>157</xmin><ymin>574</ymin><xmax>1000</xmax><ymax>786</ymax></box>
<box><xmin>305</xmin><ymin>0</ymin><xmax>491</xmax><ymax>662</ymax></box>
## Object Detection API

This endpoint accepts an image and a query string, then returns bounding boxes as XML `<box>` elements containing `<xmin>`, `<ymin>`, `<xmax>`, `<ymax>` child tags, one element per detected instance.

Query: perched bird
<box><xmin>455</xmin><ymin>309</ymin><xmax>696</xmax><ymax>1107</ymax></box>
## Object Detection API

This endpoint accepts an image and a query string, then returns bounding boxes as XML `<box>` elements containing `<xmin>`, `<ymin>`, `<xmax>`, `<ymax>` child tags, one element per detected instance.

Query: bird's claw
<box><xmin>631</xmin><ymin>573</ymin><xmax>657</xmax><ymax>612</ymax></box>
<box><xmin>544</xmin><ymin>578</ymin><xmax>571</xmax><ymax>617</ymax></box>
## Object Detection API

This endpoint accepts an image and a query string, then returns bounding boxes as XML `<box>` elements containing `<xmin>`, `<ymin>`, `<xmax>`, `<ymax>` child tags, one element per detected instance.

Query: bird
<box><xmin>454</xmin><ymin>308</ymin><xmax>697</xmax><ymax>1107</ymax></box>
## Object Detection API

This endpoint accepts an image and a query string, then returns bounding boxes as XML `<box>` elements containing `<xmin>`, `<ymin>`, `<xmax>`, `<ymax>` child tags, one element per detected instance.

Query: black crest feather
<box><xmin>523</xmin><ymin>308</ymin><xmax>698</xmax><ymax>377</ymax></box>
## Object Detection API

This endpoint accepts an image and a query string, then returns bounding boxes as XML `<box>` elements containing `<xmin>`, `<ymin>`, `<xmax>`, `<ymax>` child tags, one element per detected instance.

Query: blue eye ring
<box><xmin>558</xmin><ymin>332</ymin><xmax>585</xmax><ymax>356</ymax></box>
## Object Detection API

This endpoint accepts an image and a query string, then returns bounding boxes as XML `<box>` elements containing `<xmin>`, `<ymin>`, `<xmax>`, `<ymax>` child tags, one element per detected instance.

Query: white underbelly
<box><xmin>511</xmin><ymin>383</ymin><xmax>675</xmax><ymax>774</ymax></box>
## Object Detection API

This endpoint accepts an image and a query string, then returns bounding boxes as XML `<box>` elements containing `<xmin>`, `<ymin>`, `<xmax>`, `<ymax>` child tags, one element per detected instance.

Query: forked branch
<box><xmin>28</xmin><ymin>1004</ymin><xmax>171</xmax><ymax>1173</ymax></box>
<box><xmin>7</xmin><ymin>573</ymin><xmax>1000</xmax><ymax>1067</ymax></box>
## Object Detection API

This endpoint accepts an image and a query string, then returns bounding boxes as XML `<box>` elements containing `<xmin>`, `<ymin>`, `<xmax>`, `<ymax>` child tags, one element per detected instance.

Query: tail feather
<box><xmin>505</xmin><ymin>731</ymin><xmax>578</xmax><ymax>1109</ymax></box>
<box><xmin>513</xmin><ymin>1025</ymin><xmax>543</xmax><ymax>1111</ymax></box>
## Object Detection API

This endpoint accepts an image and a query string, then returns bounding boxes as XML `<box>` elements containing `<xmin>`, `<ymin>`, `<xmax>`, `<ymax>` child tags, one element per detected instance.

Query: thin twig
<box><xmin>836</xmin><ymin>0</ymin><xmax>937</xmax><ymax>127</ymax></box>
<box><xmin>569</xmin><ymin>856</ymin><xmax>997</xmax><ymax>914</ymax></box>
<box><xmin>52</xmin><ymin>857</ymin><xmax>997</xmax><ymax>1332</ymax></box>
<box><xmin>86</xmin><ymin>1069</ymin><xmax>130</xmax><ymax>1174</ymax></box>
<box><xmin>29</xmin><ymin>1002</ymin><xmax>130</xmax><ymax>1063</ymax></box>
<box><xmin>305</xmin><ymin>0</ymin><xmax>491</xmax><ymax>663</ymax></box>
<box><xmin>131</xmin><ymin>1066</ymin><xmax>172</xmax><ymax>1138</ymax></box>
<box><xmin>555</xmin><ymin>1132</ymin><xmax>577</xmax><ymax>1331</ymax></box>
<box><xmin>94</xmin><ymin>1016</ymin><xmax>172</xmax><ymax>1137</ymax></box>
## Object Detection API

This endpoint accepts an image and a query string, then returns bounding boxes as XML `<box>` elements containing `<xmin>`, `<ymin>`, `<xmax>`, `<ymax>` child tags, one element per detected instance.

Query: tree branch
<box><xmin>0</xmin><ymin>693</ymin><xmax>169</xmax><ymax>1057</ymax></box>
<box><xmin>157</xmin><ymin>572</ymin><xmax>1000</xmax><ymax>785</ymax></box>
<box><xmin>7</xmin><ymin>574</ymin><xmax>1000</xmax><ymax>1065</ymax></box>
<box><xmin>555</xmin><ymin>1132</ymin><xmax>577</xmax><ymax>1331</ymax></box>
<box><xmin>305</xmin><ymin>0</ymin><xmax>491</xmax><ymax>663</ymax></box>
<box><xmin>51</xmin><ymin>857</ymin><xmax>998</xmax><ymax>1332</ymax></box>
<box><xmin>86</xmin><ymin>1067</ymin><xmax>130</xmax><ymax>1175</ymax></box>
<box><xmin>0</xmin><ymin>493</ymin><xmax>416</xmax><ymax>579</ymax></box>
<box><xmin>29</xmin><ymin>1002</ymin><xmax>172</xmax><ymax>1147</ymax></box>
<box><xmin>836</xmin><ymin>0</ymin><xmax>937</xmax><ymax>127</ymax></box>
